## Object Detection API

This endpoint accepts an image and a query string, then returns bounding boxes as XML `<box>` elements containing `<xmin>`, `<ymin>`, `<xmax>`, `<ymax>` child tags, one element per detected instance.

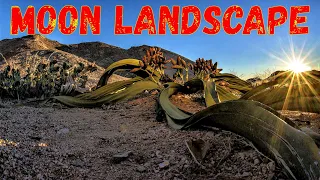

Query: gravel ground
<box><xmin>0</xmin><ymin>94</ymin><xmax>305</xmax><ymax>180</ymax></box>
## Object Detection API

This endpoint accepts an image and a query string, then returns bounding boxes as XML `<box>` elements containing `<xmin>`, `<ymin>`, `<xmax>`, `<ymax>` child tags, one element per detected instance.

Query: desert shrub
<box><xmin>0</xmin><ymin>54</ymin><xmax>97</xmax><ymax>99</ymax></box>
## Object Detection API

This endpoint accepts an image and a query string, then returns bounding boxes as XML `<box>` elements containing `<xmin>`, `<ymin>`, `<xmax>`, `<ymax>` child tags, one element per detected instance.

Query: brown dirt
<box><xmin>0</xmin><ymin>93</ymin><xmax>298</xmax><ymax>180</ymax></box>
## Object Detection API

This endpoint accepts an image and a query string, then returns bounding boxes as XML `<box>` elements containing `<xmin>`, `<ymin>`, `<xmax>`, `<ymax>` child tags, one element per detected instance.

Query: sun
<box><xmin>267</xmin><ymin>38</ymin><xmax>315</xmax><ymax>74</ymax></box>
<box><xmin>287</xmin><ymin>59</ymin><xmax>311</xmax><ymax>73</ymax></box>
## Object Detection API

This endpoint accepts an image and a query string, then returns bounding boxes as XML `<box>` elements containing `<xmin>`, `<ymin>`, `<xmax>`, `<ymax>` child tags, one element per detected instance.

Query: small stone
<box><xmin>136</xmin><ymin>165</ymin><xmax>146</xmax><ymax>172</ymax></box>
<box><xmin>3</xmin><ymin>170</ymin><xmax>9</xmax><ymax>175</ymax></box>
<box><xmin>268</xmin><ymin>173</ymin><xmax>275</xmax><ymax>180</ymax></box>
<box><xmin>24</xmin><ymin>175</ymin><xmax>32</xmax><ymax>180</ymax></box>
<box><xmin>151</xmin><ymin>90</ymin><xmax>158</xmax><ymax>95</ymax></box>
<box><xmin>253</xmin><ymin>158</ymin><xmax>260</xmax><ymax>165</ymax></box>
<box><xmin>72</xmin><ymin>159</ymin><xmax>85</xmax><ymax>167</ymax></box>
<box><xmin>144</xmin><ymin>162</ymin><xmax>151</xmax><ymax>167</ymax></box>
<box><xmin>57</xmin><ymin>128</ymin><xmax>70</xmax><ymax>135</ymax></box>
<box><xmin>267</xmin><ymin>161</ymin><xmax>275</xmax><ymax>171</ymax></box>
<box><xmin>156</xmin><ymin>150</ymin><xmax>163</xmax><ymax>158</ymax></box>
<box><xmin>159</xmin><ymin>160</ymin><xmax>170</xmax><ymax>169</ymax></box>
<box><xmin>36</xmin><ymin>174</ymin><xmax>44</xmax><ymax>180</ymax></box>
<box><xmin>242</xmin><ymin>172</ymin><xmax>251</xmax><ymax>177</ymax></box>
<box><xmin>238</xmin><ymin>153</ymin><xmax>245</xmax><ymax>160</ymax></box>
<box><xmin>29</xmin><ymin>135</ymin><xmax>42</xmax><ymax>141</ymax></box>
<box><xmin>262</xmin><ymin>166</ymin><xmax>268</xmax><ymax>174</ymax></box>
<box><xmin>101</xmin><ymin>104</ymin><xmax>108</xmax><ymax>110</ymax></box>
<box><xmin>112</xmin><ymin>151</ymin><xmax>133</xmax><ymax>163</ymax></box>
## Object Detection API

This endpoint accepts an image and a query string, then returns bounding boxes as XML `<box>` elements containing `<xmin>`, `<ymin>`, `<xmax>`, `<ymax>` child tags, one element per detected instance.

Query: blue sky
<box><xmin>0</xmin><ymin>0</ymin><xmax>319</xmax><ymax>77</ymax></box>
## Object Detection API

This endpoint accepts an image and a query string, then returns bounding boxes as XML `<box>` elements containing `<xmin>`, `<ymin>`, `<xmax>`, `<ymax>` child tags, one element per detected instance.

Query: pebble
<box><xmin>136</xmin><ymin>165</ymin><xmax>146</xmax><ymax>172</ymax></box>
<box><xmin>151</xmin><ymin>90</ymin><xmax>158</xmax><ymax>95</ymax></box>
<box><xmin>36</xmin><ymin>174</ymin><xmax>44</xmax><ymax>180</ymax></box>
<box><xmin>238</xmin><ymin>152</ymin><xmax>245</xmax><ymax>160</ymax></box>
<box><xmin>253</xmin><ymin>158</ymin><xmax>260</xmax><ymax>165</ymax></box>
<box><xmin>112</xmin><ymin>151</ymin><xmax>133</xmax><ymax>163</ymax></box>
<box><xmin>57</xmin><ymin>128</ymin><xmax>70</xmax><ymax>135</ymax></box>
<box><xmin>261</xmin><ymin>166</ymin><xmax>267</xmax><ymax>174</ymax></box>
<box><xmin>156</xmin><ymin>150</ymin><xmax>163</xmax><ymax>158</ymax></box>
<box><xmin>267</xmin><ymin>161</ymin><xmax>275</xmax><ymax>171</ymax></box>
<box><xmin>159</xmin><ymin>160</ymin><xmax>170</xmax><ymax>169</ymax></box>
<box><xmin>268</xmin><ymin>173</ymin><xmax>275</xmax><ymax>180</ymax></box>
<box><xmin>71</xmin><ymin>159</ymin><xmax>85</xmax><ymax>167</ymax></box>
<box><xmin>242</xmin><ymin>172</ymin><xmax>252</xmax><ymax>177</ymax></box>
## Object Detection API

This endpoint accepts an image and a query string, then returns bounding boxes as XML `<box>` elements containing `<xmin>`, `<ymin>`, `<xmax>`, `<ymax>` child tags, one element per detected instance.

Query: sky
<box><xmin>0</xmin><ymin>0</ymin><xmax>319</xmax><ymax>78</ymax></box>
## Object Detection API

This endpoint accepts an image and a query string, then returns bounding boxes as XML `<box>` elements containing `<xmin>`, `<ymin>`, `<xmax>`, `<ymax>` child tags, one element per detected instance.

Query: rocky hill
<box><xmin>56</xmin><ymin>43</ymin><xmax>193</xmax><ymax>68</ymax></box>
<box><xmin>0</xmin><ymin>35</ymin><xmax>194</xmax><ymax>85</ymax></box>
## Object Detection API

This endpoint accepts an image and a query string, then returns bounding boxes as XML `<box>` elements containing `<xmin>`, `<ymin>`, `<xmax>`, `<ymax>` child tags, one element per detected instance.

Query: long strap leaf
<box><xmin>54</xmin><ymin>80</ymin><xmax>159</xmax><ymax>107</ymax></box>
<box><xmin>77</xmin><ymin>77</ymin><xmax>143</xmax><ymax>100</ymax></box>
<box><xmin>182</xmin><ymin>100</ymin><xmax>320</xmax><ymax>180</ymax></box>
<box><xmin>204</xmin><ymin>80</ymin><xmax>220</xmax><ymax>106</ymax></box>
<box><xmin>97</xmin><ymin>59</ymin><xmax>160</xmax><ymax>88</ymax></box>
<box><xmin>158</xmin><ymin>83</ymin><xmax>320</xmax><ymax>180</ymax></box>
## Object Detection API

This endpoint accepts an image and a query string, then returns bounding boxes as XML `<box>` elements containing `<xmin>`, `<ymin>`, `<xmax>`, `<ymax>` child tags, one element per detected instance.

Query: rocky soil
<box><xmin>3</xmin><ymin>92</ymin><xmax>316</xmax><ymax>179</ymax></box>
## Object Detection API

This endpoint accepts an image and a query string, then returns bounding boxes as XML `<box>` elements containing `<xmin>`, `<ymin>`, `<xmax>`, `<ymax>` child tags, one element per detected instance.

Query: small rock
<box><xmin>29</xmin><ymin>135</ymin><xmax>42</xmax><ymax>141</ymax></box>
<box><xmin>159</xmin><ymin>160</ymin><xmax>170</xmax><ymax>169</ymax></box>
<box><xmin>57</xmin><ymin>128</ymin><xmax>70</xmax><ymax>135</ymax></box>
<box><xmin>24</xmin><ymin>175</ymin><xmax>32</xmax><ymax>180</ymax></box>
<box><xmin>262</xmin><ymin>166</ymin><xmax>268</xmax><ymax>174</ymax></box>
<box><xmin>151</xmin><ymin>90</ymin><xmax>159</xmax><ymax>95</ymax></box>
<box><xmin>253</xmin><ymin>158</ymin><xmax>260</xmax><ymax>165</ymax></box>
<box><xmin>267</xmin><ymin>161</ymin><xmax>275</xmax><ymax>171</ymax></box>
<box><xmin>156</xmin><ymin>150</ymin><xmax>163</xmax><ymax>158</ymax></box>
<box><xmin>72</xmin><ymin>159</ymin><xmax>85</xmax><ymax>167</ymax></box>
<box><xmin>36</xmin><ymin>174</ymin><xmax>44</xmax><ymax>180</ymax></box>
<box><xmin>136</xmin><ymin>165</ymin><xmax>146</xmax><ymax>172</ymax></box>
<box><xmin>238</xmin><ymin>152</ymin><xmax>245</xmax><ymax>160</ymax></box>
<box><xmin>242</xmin><ymin>172</ymin><xmax>252</xmax><ymax>177</ymax></box>
<box><xmin>119</xmin><ymin>124</ymin><xmax>128</xmax><ymax>133</ymax></box>
<box><xmin>112</xmin><ymin>151</ymin><xmax>133</xmax><ymax>163</ymax></box>
<box><xmin>101</xmin><ymin>104</ymin><xmax>108</xmax><ymax>110</ymax></box>
<box><xmin>3</xmin><ymin>170</ymin><xmax>9</xmax><ymax>175</ymax></box>
<box><xmin>268</xmin><ymin>173</ymin><xmax>275</xmax><ymax>180</ymax></box>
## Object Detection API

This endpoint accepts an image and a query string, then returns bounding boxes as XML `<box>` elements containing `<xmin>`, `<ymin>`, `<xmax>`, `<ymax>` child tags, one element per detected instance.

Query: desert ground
<box><xmin>1</xmin><ymin>92</ymin><xmax>319</xmax><ymax>180</ymax></box>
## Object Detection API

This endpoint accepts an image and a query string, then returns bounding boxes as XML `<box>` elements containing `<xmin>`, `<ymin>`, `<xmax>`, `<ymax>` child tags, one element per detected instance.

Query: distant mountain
<box><xmin>56</xmin><ymin>43</ymin><xmax>193</xmax><ymax>68</ymax></box>
<box><xmin>0</xmin><ymin>34</ymin><xmax>194</xmax><ymax>82</ymax></box>
<box><xmin>0</xmin><ymin>35</ymin><xmax>122</xmax><ymax>88</ymax></box>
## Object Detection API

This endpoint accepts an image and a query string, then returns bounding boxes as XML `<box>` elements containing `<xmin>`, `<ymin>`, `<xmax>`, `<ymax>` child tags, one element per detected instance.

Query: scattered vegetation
<box><xmin>1</xmin><ymin>47</ymin><xmax>320</xmax><ymax>180</ymax></box>
<box><xmin>0</xmin><ymin>53</ymin><xmax>97</xmax><ymax>99</ymax></box>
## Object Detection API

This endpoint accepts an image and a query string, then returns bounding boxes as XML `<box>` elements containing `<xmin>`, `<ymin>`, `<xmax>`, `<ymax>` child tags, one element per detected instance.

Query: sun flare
<box><xmin>266</xmin><ymin>38</ymin><xmax>320</xmax><ymax>111</ymax></box>
<box><xmin>287</xmin><ymin>59</ymin><xmax>311</xmax><ymax>73</ymax></box>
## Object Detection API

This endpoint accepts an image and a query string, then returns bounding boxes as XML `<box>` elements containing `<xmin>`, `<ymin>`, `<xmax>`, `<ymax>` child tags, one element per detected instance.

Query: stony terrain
<box><xmin>1</xmin><ymin>91</ymin><xmax>319</xmax><ymax>179</ymax></box>
<box><xmin>0</xmin><ymin>93</ymin><xmax>293</xmax><ymax>180</ymax></box>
